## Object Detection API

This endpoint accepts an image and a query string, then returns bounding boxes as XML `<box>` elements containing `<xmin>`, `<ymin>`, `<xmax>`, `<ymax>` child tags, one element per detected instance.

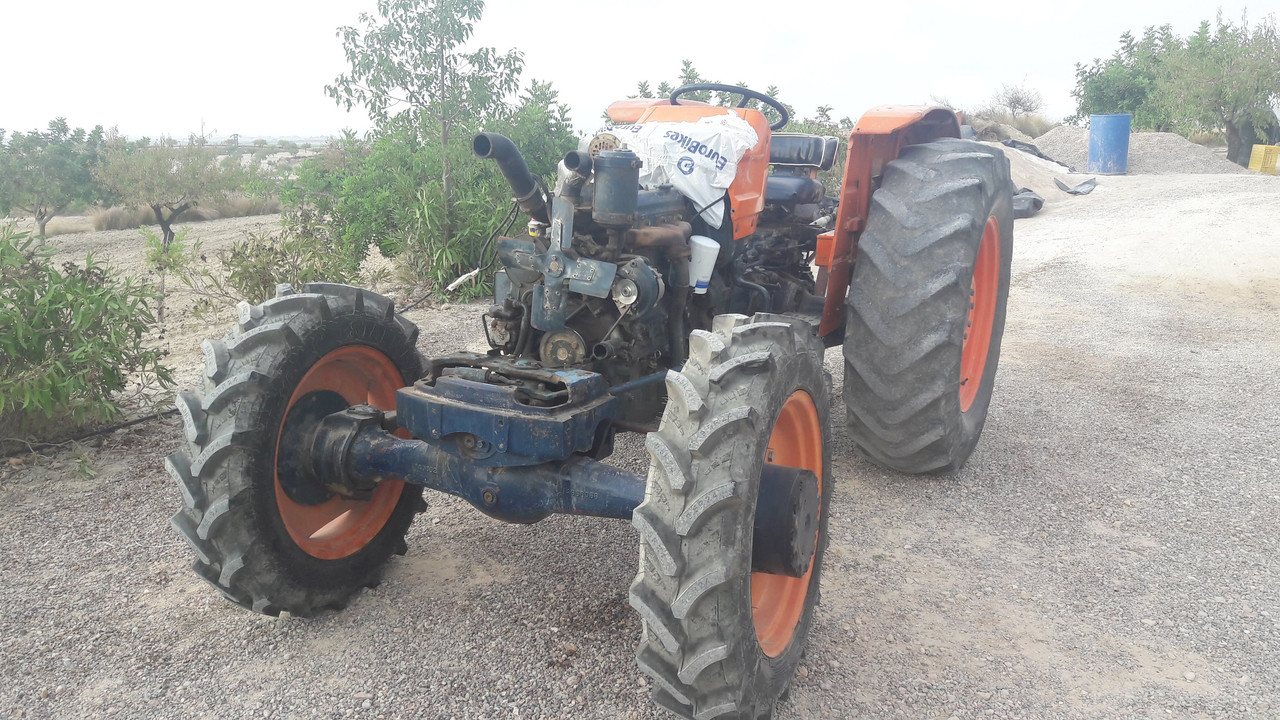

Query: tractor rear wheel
<box><xmin>843</xmin><ymin>139</ymin><xmax>1013</xmax><ymax>473</ymax></box>
<box><xmin>631</xmin><ymin>313</ymin><xmax>831</xmax><ymax>719</ymax></box>
<box><xmin>167</xmin><ymin>283</ymin><xmax>425</xmax><ymax>616</ymax></box>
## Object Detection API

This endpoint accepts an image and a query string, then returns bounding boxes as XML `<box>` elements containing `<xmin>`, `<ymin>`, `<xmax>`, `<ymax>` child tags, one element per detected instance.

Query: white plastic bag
<box><xmin>608</xmin><ymin>114</ymin><xmax>759</xmax><ymax>228</ymax></box>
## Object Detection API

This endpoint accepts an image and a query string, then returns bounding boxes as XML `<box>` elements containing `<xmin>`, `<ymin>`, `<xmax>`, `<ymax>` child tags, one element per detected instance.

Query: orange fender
<box><xmin>814</xmin><ymin>106</ymin><xmax>960</xmax><ymax>337</ymax></box>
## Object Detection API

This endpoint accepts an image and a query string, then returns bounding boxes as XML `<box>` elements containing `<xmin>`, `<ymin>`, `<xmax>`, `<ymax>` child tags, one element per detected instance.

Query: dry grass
<box><xmin>89</xmin><ymin>205</ymin><xmax>154</xmax><ymax>231</ymax></box>
<box><xmin>930</xmin><ymin>97</ymin><xmax>1058</xmax><ymax>140</ymax></box>
<box><xmin>972</xmin><ymin>108</ymin><xmax>1058</xmax><ymax>139</ymax></box>
<box><xmin>1188</xmin><ymin>131</ymin><xmax>1227</xmax><ymax>147</ymax></box>
<box><xmin>2</xmin><ymin>215</ymin><xmax>96</xmax><ymax>237</ymax></box>
<box><xmin>89</xmin><ymin>196</ymin><xmax>281</xmax><ymax>231</ymax></box>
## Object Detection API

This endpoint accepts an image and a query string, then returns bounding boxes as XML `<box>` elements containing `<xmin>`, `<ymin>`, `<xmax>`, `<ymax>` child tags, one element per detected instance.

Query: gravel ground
<box><xmin>1034</xmin><ymin>126</ymin><xmax>1250</xmax><ymax>176</ymax></box>
<box><xmin>2</xmin><ymin>173</ymin><xmax>1279</xmax><ymax>719</ymax></box>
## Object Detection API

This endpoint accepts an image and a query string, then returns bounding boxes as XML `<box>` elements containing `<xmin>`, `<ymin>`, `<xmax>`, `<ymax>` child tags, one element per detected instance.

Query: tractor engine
<box><xmin>473</xmin><ymin>130</ymin><xmax>833</xmax><ymax>427</ymax></box>
<box><xmin>475</xmin><ymin>132</ymin><xmax>701</xmax><ymax>426</ymax></box>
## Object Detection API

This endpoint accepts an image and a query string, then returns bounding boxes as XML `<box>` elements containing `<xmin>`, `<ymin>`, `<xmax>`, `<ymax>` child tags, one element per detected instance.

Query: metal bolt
<box><xmin>482</xmin><ymin>490</ymin><xmax>497</xmax><ymax>505</ymax></box>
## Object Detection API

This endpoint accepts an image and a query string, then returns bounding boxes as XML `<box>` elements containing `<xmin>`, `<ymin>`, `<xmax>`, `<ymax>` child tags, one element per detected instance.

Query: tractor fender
<box><xmin>815</xmin><ymin>106</ymin><xmax>961</xmax><ymax>337</ymax></box>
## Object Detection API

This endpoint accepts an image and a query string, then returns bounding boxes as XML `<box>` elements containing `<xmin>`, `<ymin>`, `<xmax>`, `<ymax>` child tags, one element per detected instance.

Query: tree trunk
<box><xmin>1224</xmin><ymin>120</ymin><xmax>1244</xmax><ymax>168</ymax></box>
<box><xmin>157</xmin><ymin>214</ymin><xmax>171</xmax><ymax>325</ymax></box>
<box><xmin>441</xmin><ymin>120</ymin><xmax>454</xmax><ymax>246</ymax></box>
<box><xmin>438</xmin><ymin>44</ymin><xmax>454</xmax><ymax>246</ymax></box>
<box><xmin>36</xmin><ymin>214</ymin><xmax>49</xmax><ymax>238</ymax></box>
<box><xmin>151</xmin><ymin>204</ymin><xmax>177</xmax><ymax>325</ymax></box>
<box><xmin>1235</xmin><ymin>119</ymin><xmax>1260</xmax><ymax>167</ymax></box>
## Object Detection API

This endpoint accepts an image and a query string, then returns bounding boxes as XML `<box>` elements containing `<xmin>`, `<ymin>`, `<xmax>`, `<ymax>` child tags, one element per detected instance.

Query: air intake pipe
<box><xmin>473</xmin><ymin>132</ymin><xmax>549</xmax><ymax>223</ymax></box>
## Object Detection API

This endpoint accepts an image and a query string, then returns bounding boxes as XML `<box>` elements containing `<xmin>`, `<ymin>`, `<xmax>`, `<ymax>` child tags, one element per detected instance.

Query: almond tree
<box><xmin>94</xmin><ymin>136</ymin><xmax>245</xmax><ymax>321</ymax></box>
<box><xmin>95</xmin><ymin>136</ymin><xmax>243</xmax><ymax>249</ymax></box>
<box><xmin>1157</xmin><ymin>12</ymin><xmax>1280</xmax><ymax>164</ymax></box>
<box><xmin>0</xmin><ymin>119</ymin><xmax>103</xmax><ymax>237</ymax></box>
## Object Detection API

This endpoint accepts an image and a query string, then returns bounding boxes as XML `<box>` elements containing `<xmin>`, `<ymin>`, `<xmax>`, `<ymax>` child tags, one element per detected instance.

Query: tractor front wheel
<box><xmin>167</xmin><ymin>283</ymin><xmax>425</xmax><ymax>616</ymax></box>
<box><xmin>631</xmin><ymin>313</ymin><xmax>831</xmax><ymax>719</ymax></box>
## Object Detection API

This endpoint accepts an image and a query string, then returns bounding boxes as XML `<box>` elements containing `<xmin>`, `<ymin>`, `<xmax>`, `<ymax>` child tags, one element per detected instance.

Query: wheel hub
<box><xmin>752</xmin><ymin>463</ymin><xmax>820</xmax><ymax>578</ymax></box>
<box><xmin>276</xmin><ymin>390</ymin><xmax>348</xmax><ymax>506</ymax></box>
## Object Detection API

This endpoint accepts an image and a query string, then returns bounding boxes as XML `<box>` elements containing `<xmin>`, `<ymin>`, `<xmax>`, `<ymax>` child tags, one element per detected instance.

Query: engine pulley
<box><xmin>539</xmin><ymin>329</ymin><xmax>588</xmax><ymax>368</ymax></box>
<box><xmin>613</xmin><ymin>258</ymin><xmax>664</xmax><ymax>315</ymax></box>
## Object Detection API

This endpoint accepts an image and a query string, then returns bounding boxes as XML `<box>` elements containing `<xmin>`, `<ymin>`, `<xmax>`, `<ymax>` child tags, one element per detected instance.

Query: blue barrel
<box><xmin>1088</xmin><ymin>113</ymin><xmax>1132</xmax><ymax>174</ymax></box>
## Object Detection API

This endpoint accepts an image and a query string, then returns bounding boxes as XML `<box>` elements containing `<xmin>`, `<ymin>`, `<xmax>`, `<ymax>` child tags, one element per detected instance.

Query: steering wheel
<box><xmin>669</xmin><ymin>83</ymin><xmax>790</xmax><ymax>131</ymax></box>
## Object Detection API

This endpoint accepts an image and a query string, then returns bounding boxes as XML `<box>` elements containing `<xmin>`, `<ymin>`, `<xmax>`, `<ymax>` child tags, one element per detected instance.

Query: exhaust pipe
<box><xmin>473</xmin><ymin>132</ymin><xmax>549</xmax><ymax>223</ymax></box>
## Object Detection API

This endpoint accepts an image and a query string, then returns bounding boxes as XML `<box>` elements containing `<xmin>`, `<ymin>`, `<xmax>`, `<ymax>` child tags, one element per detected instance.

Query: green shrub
<box><xmin>222</xmin><ymin>230</ymin><xmax>359</xmax><ymax>303</ymax></box>
<box><xmin>0</xmin><ymin>224</ymin><xmax>172</xmax><ymax>443</ymax></box>
<box><xmin>280</xmin><ymin>81</ymin><xmax>576</xmax><ymax>297</ymax></box>
<box><xmin>176</xmin><ymin>227</ymin><xmax>362</xmax><ymax>316</ymax></box>
<box><xmin>393</xmin><ymin>178</ymin><xmax>509</xmax><ymax>296</ymax></box>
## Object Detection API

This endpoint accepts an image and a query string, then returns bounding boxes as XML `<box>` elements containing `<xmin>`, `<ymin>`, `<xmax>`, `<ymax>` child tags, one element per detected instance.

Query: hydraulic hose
<box><xmin>473</xmin><ymin>132</ymin><xmax>549</xmax><ymax>223</ymax></box>
<box><xmin>668</xmin><ymin>258</ymin><xmax>691</xmax><ymax>364</ymax></box>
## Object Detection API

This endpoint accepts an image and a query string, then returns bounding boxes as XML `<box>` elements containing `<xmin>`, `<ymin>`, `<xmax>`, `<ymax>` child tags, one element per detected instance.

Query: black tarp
<box><xmin>1001</xmin><ymin>139</ymin><xmax>1075</xmax><ymax>171</ymax></box>
<box><xmin>1011</xmin><ymin>186</ymin><xmax>1045</xmax><ymax>219</ymax></box>
<box><xmin>1054</xmin><ymin>177</ymin><xmax>1097</xmax><ymax>195</ymax></box>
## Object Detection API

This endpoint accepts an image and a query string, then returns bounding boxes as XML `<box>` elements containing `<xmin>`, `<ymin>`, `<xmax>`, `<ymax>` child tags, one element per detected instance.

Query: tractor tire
<box><xmin>167</xmin><ymin>283</ymin><xmax>426</xmax><ymax>616</ymax></box>
<box><xmin>631</xmin><ymin>313</ymin><xmax>831</xmax><ymax>720</ymax></box>
<box><xmin>842</xmin><ymin>138</ymin><xmax>1013</xmax><ymax>474</ymax></box>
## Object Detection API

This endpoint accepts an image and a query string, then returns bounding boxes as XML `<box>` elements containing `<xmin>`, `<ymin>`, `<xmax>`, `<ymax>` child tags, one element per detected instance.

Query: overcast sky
<box><xmin>1</xmin><ymin>0</ymin><xmax>1268</xmax><ymax>140</ymax></box>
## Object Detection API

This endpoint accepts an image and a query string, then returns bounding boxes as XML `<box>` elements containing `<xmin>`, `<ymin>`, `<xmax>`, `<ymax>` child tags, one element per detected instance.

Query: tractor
<box><xmin>167</xmin><ymin>84</ymin><xmax>1012</xmax><ymax>719</ymax></box>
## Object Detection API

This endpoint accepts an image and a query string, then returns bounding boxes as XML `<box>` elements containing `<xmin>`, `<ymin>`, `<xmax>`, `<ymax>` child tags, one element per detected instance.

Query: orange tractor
<box><xmin>169</xmin><ymin>84</ymin><xmax>1012</xmax><ymax>718</ymax></box>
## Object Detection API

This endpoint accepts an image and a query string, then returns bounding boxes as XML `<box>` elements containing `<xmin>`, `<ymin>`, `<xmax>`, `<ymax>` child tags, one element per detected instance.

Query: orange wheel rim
<box><xmin>960</xmin><ymin>216</ymin><xmax>1000</xmax><ymax>412</ymax></box>
<box><xmin>274</xmin><ymin>346</ymin><xmax>405</xmax><ymax>560</ymax></box>
<box><xmin>752</xmin><ymin>390</ymin><xmax>823</xmax><ymax>658</ymax></box>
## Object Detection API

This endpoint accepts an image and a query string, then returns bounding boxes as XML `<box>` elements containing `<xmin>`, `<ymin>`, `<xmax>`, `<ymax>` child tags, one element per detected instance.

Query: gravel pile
<box><xmin>985</xmin><ymin>142</ymin><xmax>1088</xmax><ymax>207</ymax></box>
<box><xmin>1036</xmin><ymin>125</ymin><xmax>1250</xmax><ymax>174</ymax></box>
<box><xmin>969</xmin><ymin>119</ymin><xmax>1033</xmax><ymax>144</ymax></box>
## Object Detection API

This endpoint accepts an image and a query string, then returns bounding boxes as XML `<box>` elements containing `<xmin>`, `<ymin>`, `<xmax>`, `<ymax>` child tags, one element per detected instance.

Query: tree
<box><xmin>95</xmin><ymin>136</ymin><xmax>243</xmax><ymax>248</ymax></box>
<box><xmin>501</xmin><ymin>80</ymin><xmax>577</xmax><ymax>178</ymax></box>
<box><xmin>1071</xmin><ymin>13</ymin><xmax>1280</xmax><ymax>164</ymax></box>
<box><xmin>994</xmin><ymin>83</ymin><xmax>1044</xmax><ymax>118</ymax></box>
<box><xmin>94</xmin><ymin>136</ymin><xmax>245</xmax><ymax>320</ymax></box>
<box><xmin>0</xmin><ymin>119</ymin><xmax>104</xmax><ymax>237</ymax></box>
<box><xmin>1157</xmin><ymin>12</ymin><xmax>1280</xmax><ymax>164</ymax></box>
<box><xmin>327</xmin><ymin>0</ymin><xmax>522</xmax><ymax>246</ymax></box>
<box><xmin>1070</xmin><ymin>26</ymin><xmax>1178</xmax><ymax>129</ymax></box>
<box><xmin>281</xmin><ymin>78</ymin><xmax>576</xmax><ymax>290</ymax></box>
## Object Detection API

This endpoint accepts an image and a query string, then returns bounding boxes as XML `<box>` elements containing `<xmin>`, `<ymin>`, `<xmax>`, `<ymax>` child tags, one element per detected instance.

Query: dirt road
<box><xmin>2</xmin><ymin>173</ymin><xmax>1278</xmax><ymax>719</ymax></box>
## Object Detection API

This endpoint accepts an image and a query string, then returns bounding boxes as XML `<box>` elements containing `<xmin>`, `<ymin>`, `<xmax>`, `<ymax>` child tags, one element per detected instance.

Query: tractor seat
<box><xmin>769</xmin><ymin>134</ymin><xmax>840</xmax><ymax>170</ymax></box>
<box><xmin>765</xmin><ymin>133</ymin><xmax>840</xmax><ymax>206</ymax></box>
